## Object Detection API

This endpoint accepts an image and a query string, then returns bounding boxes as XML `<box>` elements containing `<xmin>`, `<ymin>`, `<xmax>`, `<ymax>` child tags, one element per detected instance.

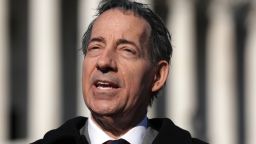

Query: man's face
<box><xmin>82</xmin><ymin>9</ymin><xmax>156</xmax><ymax>117</ymax></box>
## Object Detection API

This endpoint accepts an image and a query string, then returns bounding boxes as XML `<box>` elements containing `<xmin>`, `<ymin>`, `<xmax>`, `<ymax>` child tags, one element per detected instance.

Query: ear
<box><xmin>152</xmin><ymin>60</ymin><xmax>169</xmax><ymax>93</ymax></box>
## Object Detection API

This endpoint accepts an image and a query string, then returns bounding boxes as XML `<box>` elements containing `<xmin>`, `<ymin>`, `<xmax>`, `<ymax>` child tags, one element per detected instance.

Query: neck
<box><xmin>91</xmin><ymin>110</ymin><xmax>147</xmax><ymax>139</ymax></box>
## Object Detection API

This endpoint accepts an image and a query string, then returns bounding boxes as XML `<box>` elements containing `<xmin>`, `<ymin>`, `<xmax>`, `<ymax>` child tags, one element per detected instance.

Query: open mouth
<box><xmin>94</xmin><ymin>80</ymin><xmax>119</xmax><ymax>89</ymax></box>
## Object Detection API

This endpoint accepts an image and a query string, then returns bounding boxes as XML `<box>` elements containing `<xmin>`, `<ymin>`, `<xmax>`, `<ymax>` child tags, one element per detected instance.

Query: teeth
<box><xmin>96</xmin><ymin>81</ymin><xmax>113</xmax><ymax>88</ymax></box>
<box><xmin>94</xmin><ymin>80</ymin><xmax>119</xmax><ymax>89</ymax></box>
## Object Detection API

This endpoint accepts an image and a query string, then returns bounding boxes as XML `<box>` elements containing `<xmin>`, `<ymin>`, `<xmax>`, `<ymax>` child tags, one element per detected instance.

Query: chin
<box><xmin>89</xmin><ymin>102</ymin><xmax>116</xmax><ymax>115</ymax></box>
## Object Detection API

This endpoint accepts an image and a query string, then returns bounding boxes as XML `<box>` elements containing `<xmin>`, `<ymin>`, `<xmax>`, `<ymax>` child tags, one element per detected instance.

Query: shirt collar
<box><xmin>88</xmin><ymin>115</ymin><xmax>147</xmax><ymax>144</ymax></box>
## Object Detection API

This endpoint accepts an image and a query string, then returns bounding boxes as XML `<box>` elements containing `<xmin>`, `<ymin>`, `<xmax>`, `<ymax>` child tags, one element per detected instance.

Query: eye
<box><xmin>86</xmin><ymin>44</ymin><xmax>102</xmax><ymax>56</ymax></box>
<box><xmin>123</xmin><ymin>48</ymin><xmax>136</xmax><ymax>54</ymax></box>
<box><xmin>87</xmin><ymin>46</ymin><xmax>99</xmax><ymax>51</ymax></box>
<box><xmin>119</xmin><ymin>46</ymin><xmax>138</xmax><ymax>58</ymax></box>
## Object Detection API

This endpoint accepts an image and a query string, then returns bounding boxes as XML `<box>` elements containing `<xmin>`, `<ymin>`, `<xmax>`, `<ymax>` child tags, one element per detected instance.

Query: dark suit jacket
<box><xmin>31</xmin><ymin>116</ymin><xmax>208</xmax><ymax>144</ymax></box>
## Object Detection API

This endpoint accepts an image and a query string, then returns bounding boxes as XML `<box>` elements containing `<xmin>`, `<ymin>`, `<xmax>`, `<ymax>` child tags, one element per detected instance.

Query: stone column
<box><xmin>206</xmin><ymin>1</ymin><xmax>237</xmax><ymax>144</ymax></box>
<box><xmin>0</xmin><ymin>0</ymin><xmax>9</xmax><ymax>141</ymax></box>
<box><xmin>245</xmin><ymin>3</ymin><xmax>256</xmax><ymax>144</ymax></box>
<box><xmin>166</xmin><ymin>0</ymin><xmax>197</xmax><ymax>134</ymax></box>
<box><xmin>28</xmin><ymin>0</ymin><xmax>61</xmax><ymax>140</ymax></box>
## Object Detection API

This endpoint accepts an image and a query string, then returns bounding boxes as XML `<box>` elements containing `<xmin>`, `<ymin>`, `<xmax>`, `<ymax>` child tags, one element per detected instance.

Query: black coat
<box><xmin>31</xmin><ymin>116</ymin><xmax>208</xmax><ymax>144</ymax></box>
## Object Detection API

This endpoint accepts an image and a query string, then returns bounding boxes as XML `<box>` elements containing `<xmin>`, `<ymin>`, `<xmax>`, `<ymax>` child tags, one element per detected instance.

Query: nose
<box><xmin>96</xmin><ymin>49</ymin><xmax>117</xmax><ymax>73</ymax></box>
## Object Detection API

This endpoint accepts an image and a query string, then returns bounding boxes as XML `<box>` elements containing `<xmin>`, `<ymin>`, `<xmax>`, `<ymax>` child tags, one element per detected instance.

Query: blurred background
<box><xmin>0</xmin><ymin>0</ymin><xmax>255</xmax><ymax>143</ymax></box>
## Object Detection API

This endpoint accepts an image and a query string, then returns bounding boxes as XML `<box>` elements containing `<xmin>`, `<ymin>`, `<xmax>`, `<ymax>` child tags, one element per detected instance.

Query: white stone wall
<box><xmin>0</xmin><ymin>0</ymin><xmax>255</xmax><ymax>144</ymax></box>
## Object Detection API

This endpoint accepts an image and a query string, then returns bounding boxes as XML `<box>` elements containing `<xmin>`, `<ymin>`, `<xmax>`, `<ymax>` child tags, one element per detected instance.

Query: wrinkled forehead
<box><xmin>93</xmin><ymin>8</ymin><xmax>151</xmax><ymax>36</ymax></box>
<box><xmin>91</xmin><ymin>9</ymin><xmax>152</xmax><ymax>53</ymax></box>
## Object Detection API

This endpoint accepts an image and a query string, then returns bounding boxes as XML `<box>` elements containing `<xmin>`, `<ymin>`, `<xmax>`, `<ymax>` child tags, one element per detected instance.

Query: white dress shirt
<box><xmin>88</xmin><ymin>115</ymin><xmax>147</xmax><ymax>144</ymax></box>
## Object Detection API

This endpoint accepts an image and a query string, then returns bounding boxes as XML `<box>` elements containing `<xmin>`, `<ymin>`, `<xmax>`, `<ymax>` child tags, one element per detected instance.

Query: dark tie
<box><xmin>103</xmin><ymin>139</ymin><xmax>130</xmax><ymax>144</ymax></box>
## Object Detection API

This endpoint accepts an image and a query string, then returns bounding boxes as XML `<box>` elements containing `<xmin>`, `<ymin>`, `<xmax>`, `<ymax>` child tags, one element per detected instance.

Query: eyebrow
<box><xmin>89</xmin><ymin>36</ymin><xmax>106</xmax><ymax>44</ymax></box>
<box><xmin>116</xmin><ymin>39</ymin><xmax>138</xmax><ymax>48</ymax></box>
<box><xmin>90</xmin><ymin>37</ymin><xmax>138</xmax><ymax>48</ymax></box>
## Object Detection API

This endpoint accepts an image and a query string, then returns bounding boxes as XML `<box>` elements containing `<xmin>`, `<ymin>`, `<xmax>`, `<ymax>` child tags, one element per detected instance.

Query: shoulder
<box><xmin>148</xmin><ymin>118</ymin><xmax>208</xmax><ymax>144</ymax></box>
<box><xmin>192</xmin><ymin>138</ymin><xmax>209</xmax><ymax>144</ymax></box>
<box><xmin>31</xmin><ymin>116</ymin><xmax>88</xmax><ymax>144</ymax></box>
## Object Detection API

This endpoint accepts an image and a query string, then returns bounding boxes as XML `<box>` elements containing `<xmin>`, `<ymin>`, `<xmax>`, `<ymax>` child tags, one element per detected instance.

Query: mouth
<box><xmin>93</xmin><ymin>80</ymin><xmax>120</xmax><ymax>89</ymax></box>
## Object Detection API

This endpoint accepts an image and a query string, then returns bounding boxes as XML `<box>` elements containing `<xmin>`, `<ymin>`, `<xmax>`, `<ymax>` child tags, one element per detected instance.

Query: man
<box><xmin>32</xmin><ymin>0</ymin><xmax>207</xmax><ymax>143</ymax></box>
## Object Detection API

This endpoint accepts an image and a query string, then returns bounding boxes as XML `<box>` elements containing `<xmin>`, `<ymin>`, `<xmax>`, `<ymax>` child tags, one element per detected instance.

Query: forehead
<box><xmin>91</xmin><ymin>8</ymin><xmax>151</xmax><ymax>41</ymax></box>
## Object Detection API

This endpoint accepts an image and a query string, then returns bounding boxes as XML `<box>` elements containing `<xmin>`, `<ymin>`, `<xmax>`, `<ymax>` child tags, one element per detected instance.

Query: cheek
<box><xmin>124</xmin><ymin>65</ymin><xmax>153</xmax><ymax>95</ymax></box>
<box><xmin>82</xmin><ymin>59</ymin><xmax>93</xmax><ymax>91</ymax></box>
<box><xmin>82</xmin><ymin>61</ymin><xmax>88</xmax><ymax>82</ymax></box>
<box><xmin>124</xmin><ymin>71</ymin><xmax>152</xmax><ymax>109</ymax></box>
